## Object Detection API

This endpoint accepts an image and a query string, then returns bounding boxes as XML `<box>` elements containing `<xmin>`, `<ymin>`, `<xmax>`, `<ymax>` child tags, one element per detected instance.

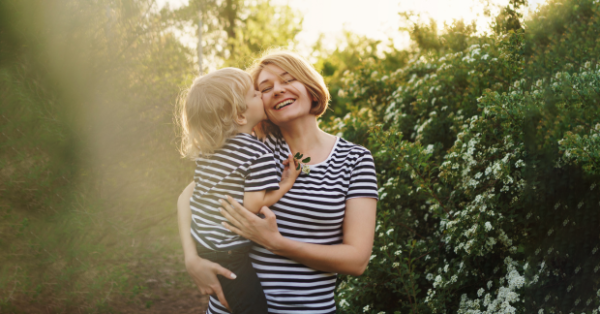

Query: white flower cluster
<box><xmin>339</xmin><ymin>299</ymin><xmax>350</xmax><ymax>308</ymax></box>
<box><xmin>458</xmin><ymin>259</ymin><xmax>526</xmax><ymax>314</ymax></box>
<box><xmin>485</xmin><ymin>221</ymin><xmax>493</xmax><ymax>232</ymax></box>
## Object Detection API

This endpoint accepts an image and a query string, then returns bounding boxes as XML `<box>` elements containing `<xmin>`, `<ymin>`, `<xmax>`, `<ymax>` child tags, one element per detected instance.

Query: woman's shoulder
<box><xmin>335</xmin><ymin>137</ymin><xmax>373</xmax><ymax>159</ymax></box>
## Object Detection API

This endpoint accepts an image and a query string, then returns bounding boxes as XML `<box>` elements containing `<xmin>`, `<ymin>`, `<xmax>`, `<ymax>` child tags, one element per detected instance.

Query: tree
<box><xmin>312</xmin><ymin>31</ymin><xmax>409</xmax><ymax>120</ymax></box>
<box><xmin>174</xmin><ymin>0</ymin><xmax>302</xmax><ymax>69</ymax></box>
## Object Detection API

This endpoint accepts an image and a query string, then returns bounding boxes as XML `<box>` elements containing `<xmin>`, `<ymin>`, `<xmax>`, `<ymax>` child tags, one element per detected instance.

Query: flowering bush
<box><xmin>322</xmin><ymin>0</ymin><xmax>600</xmax><ymax>313</ymax></box>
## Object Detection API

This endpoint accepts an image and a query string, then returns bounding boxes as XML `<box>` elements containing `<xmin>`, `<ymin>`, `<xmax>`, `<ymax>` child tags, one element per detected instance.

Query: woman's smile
<box><xmin>274</xmin><ymin>98</ymin><xmax>295</xmax><ymax>110</ymax></box>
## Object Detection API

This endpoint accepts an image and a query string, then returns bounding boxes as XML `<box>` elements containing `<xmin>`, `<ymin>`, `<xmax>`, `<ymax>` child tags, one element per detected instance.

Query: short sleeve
<box><xmin>346</xmin><ymin>151</ymin><xmax>379</xmax><ymax>200</ymax></box>
<box><xmin>245</xmin><ymin>152</ymin><xmax>280</xmax><ymax>192</ymax></box>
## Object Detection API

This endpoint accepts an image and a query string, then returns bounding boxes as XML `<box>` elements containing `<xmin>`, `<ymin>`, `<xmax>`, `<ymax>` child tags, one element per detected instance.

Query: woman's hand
<box><xmin>220</xmin><ymin>196</ymin><xmax>284</xmax><ymax>252</ymax></box>
<box><xmin>185</xmin><ymin>255</ymin><xmax>236</xmax><ymax>311</ymax></box>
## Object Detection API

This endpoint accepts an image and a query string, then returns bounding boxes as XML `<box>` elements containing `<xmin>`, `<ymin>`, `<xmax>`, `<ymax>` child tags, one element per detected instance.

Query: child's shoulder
<box><xmin>229</xmin><ymin>133</ymin><xmax>273</xmax><ymax>155</ymax></box>
<box><xmin>262</xmin><ymin>132</ymin><xmax>287</xmax><ymax>148</ymax></box>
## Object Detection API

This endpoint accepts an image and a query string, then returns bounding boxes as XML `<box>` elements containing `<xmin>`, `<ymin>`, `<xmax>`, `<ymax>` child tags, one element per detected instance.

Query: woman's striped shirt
<box><xmin>207</xmin><ymin>134</ymin><xmax>379</xmax><ymax>314</ymax></box>
<box><xmin>190</xmin><ymin>133</ymin><xmax>280</xmax><ymax>251</ymax></box>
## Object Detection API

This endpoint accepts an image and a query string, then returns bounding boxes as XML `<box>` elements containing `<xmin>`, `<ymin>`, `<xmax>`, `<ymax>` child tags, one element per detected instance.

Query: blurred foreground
<box><xmin>1</xmin><ymin>0</ymin><xmax>306</xmax><ymax>311</ymax></box>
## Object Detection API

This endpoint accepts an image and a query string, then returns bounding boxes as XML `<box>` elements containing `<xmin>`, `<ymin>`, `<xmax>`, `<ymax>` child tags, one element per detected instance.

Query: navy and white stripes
<box><xmin>207</xmin><ymin>134</ymin><xmax>379</xmax><ymax>314</ymax></box>
<box><xmin>190</xmin><ymin>133</ymin><xmax>280</xmax><ymax>251</ymax></box>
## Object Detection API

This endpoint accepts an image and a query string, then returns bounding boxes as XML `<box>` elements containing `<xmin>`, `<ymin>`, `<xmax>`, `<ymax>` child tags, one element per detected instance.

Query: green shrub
<box><xmin>322</xmin><ymin>0</ymin><xmax>600</xmax><ymax>312</ymax></box>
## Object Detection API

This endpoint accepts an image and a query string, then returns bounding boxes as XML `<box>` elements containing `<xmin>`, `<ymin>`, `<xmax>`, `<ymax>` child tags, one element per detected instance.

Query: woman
<box><xmin>178</xmin><ymin>51</ymin><xmax>378</xmax><ymax>313</ymax></box>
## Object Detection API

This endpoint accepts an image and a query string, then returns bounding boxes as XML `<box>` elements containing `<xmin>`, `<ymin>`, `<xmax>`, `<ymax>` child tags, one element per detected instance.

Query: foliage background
<box><xmin>321</xmin><ymin>0</ymin><xmax>600</xmax><ymax>313</ymax></box>
<box><xmin>1</xmin><ymin>0</ymin><xmax>599</xmax><ymax>313</ymax></box>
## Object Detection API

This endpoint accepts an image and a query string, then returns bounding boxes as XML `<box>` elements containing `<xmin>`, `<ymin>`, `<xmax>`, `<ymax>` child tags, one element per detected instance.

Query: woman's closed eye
<box><xmin>260</xmin><ymin>77</ymin><xmax>294</xmax><ymax>93</ymax></box>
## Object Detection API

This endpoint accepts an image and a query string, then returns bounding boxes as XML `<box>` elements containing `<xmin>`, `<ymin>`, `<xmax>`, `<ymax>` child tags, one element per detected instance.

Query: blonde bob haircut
<box><xmin>178</xmin><ymin>67</ymin><xmax>252</xmax><ymax>158</ymax></box>
<box><xmin>248</xmin><ymin>50</ymin><xmax>330</xmax><ymax>128</ymax></box>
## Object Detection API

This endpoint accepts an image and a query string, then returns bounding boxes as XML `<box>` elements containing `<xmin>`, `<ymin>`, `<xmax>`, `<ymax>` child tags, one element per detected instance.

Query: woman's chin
<box><xmin>268</xmin><ymin>110</ymin><xmax>293</xmax><ymax>122</ymax></box>
<box><xmin>268</xmin><ymin>105</ymin><xmax>314</xmax><ymax>125</ymax></box>
<box><xmin>271</xmin><ymin>114</ymin><xmax>313</xmax><ymax>127</ymax></box>
<box><xmin>268</xmin><ymin>115</ymin><xmax>294</xmax><ymax>126</ymax></box>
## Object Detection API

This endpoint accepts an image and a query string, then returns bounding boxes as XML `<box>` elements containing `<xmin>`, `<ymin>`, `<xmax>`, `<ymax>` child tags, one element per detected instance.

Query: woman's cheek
<box><xmin>261</xmin><ymin>94</ymin><xmax>271</xmax><ymax>109</ymax></box>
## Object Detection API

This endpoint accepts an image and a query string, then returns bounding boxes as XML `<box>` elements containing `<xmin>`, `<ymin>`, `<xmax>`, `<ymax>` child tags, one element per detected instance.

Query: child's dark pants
<box><xmin>197</xmin><ymin>245</ymin><xmax>268</xmax><ymax>314</ymax></box>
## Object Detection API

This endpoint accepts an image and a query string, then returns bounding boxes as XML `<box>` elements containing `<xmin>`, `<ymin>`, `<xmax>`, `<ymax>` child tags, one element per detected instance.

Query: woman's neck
<box><xmin>278</xmin><ymin>116</ymin><xmax>336</xmax><ymax>165</ymax></box>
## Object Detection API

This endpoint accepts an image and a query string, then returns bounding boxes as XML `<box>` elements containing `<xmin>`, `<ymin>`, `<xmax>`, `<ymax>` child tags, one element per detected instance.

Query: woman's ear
<box><xmin>311</xmin><ymin>94</ymin><xmax>318</xmax><ymax>107</ymax></box>
<box><xmin>235</xmin><ymin>113</ymin><xmax>248</xmax><ymax>126</ymax></box>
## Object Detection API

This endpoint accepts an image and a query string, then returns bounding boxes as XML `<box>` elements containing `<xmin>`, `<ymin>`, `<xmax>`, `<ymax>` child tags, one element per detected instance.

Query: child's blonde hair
<box><xmin>178</xmin><ymin>67</ymin><xmax>252</xmax><ymax>158</ymax></box>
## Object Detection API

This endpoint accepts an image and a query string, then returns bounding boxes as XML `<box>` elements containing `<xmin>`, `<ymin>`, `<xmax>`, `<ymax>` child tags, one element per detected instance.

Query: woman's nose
<box><xmin>273</xmin><ymin>82</ymin><xmax>285</xmax><ymax>96</ymax></box>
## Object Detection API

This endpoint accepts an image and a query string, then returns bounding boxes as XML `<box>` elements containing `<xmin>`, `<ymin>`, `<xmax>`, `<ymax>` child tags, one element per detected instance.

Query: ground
<box><xmin>119</xmin><ymin>288</ymin><xmax>209</xmax><ymax>314</ymax></box>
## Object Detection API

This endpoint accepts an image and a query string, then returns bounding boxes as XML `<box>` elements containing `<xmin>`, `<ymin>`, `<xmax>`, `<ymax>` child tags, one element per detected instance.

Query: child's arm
<box><xmin>243</xmin><ymin>154</ymin><xmax>300</xmax><ymax>214</ymax></box>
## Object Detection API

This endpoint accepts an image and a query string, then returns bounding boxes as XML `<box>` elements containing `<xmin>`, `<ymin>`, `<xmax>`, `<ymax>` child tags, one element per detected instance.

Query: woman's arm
<box><xmin>177</xmin><ymin>182</ymin><xmax>235</xmax><ymax>310</ymax></box>
<box><xmin>220</xmin><ymin>196</ymin><xmax>377</xmax><ymax>276</ymax></box>
<box><xmin>178</xmin><ymin>182</ymin><xmax>199</xmax><ymax>262</ymax></box>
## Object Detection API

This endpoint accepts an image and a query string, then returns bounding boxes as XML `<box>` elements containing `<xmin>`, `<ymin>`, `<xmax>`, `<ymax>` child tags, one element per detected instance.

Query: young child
<box><xmin>179</xmin><ymin>67</ymin><xmax>300</xmax><ymax>313</ymax></box>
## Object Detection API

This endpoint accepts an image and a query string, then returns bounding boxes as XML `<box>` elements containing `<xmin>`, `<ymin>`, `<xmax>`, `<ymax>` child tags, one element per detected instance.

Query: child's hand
<box><xmin>281</xmin><ymin>154</ymin><xmax>301</xmax><ymax>187</ymax></box>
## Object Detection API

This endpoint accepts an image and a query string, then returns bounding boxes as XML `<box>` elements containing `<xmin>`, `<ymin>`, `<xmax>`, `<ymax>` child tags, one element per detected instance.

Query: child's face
<box><xmin>243</xmin><ymin>86</ymin><xmax>267</xmax><ymax>127</ymax></box>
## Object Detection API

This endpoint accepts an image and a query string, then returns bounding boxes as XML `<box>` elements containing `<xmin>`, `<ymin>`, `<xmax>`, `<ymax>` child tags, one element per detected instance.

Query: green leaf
<box><xmin>296</xmin><ymin>163</ymin><xmax>301</xmax><ymax>170</ymax></box>
<box><xmin>294</xmin><ymin>152</ymin><xmax>301</xmax><ymax>159</ymax></box>
<box><xmin>302</xmin><ymin>157</ymin><xmax>311</xmax><ymax>163</ymax></box>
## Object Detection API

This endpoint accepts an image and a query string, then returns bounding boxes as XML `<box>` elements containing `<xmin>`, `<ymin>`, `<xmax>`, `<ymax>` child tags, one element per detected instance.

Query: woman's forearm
<box><xmin>178</xmin><ymin>181</ymin><xmax>198</xmax><ymax>262</ymax></box>
<box><xmin>274</xmin><ymin>198</ymin><xmax>377</xmax><ymax>276</ymax></box>
<box><xmin>221</xmin><ymin>197</ymin><xmax>377</xmax><ymax>276</ymax></box>
<box><xmin>271</xmin><ymin>238</ymin><xmax>371</xmax><ymax>276</ymax></box>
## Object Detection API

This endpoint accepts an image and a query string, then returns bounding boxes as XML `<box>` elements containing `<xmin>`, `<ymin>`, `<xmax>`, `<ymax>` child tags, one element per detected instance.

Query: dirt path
<box><xmin>115</xmin><ymin>289</ymin><xmax>208</xmax><ymax>314</ymax></box>
<box><xmin>119</xmin><ymin>287</ymin><xmax>209</xmax><ymax>314</ymax></box>
<box><xmin>4</xmin><ymin>290</ymin><xmax>209</xmax><ymax>314</ymax></box>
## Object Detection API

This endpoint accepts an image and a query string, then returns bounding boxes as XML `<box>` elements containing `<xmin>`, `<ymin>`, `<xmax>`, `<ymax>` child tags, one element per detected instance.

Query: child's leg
<box><xmin>218</xmin><ymin>251</ymin><xmax>267</xmax><ymax>313</ymax></box>
<box><xmin>198</xmin><ymin>249</ymin><xmax>268</xmax><ymax>313</ymax></box>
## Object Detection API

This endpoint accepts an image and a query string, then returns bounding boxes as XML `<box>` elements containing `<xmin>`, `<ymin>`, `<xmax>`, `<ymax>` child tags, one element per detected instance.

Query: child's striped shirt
<box><xmin>190</xmin><ymin>133</ymin><xmax>280</xmax><ymax>251</ymax></box>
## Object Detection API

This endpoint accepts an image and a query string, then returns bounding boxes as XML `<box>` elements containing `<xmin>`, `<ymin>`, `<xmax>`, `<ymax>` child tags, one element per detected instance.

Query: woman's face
<box><xmin>256</xmin><ymin>64</ymin><xmax>315</xmax><ymax>126</ymax></box>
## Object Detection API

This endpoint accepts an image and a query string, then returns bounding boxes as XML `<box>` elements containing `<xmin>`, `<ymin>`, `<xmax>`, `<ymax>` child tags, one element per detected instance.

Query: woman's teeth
<box><xmin>275</xmin><ymin>99</ymin><xmax>294</xmax><ymax>109</ymax></box>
